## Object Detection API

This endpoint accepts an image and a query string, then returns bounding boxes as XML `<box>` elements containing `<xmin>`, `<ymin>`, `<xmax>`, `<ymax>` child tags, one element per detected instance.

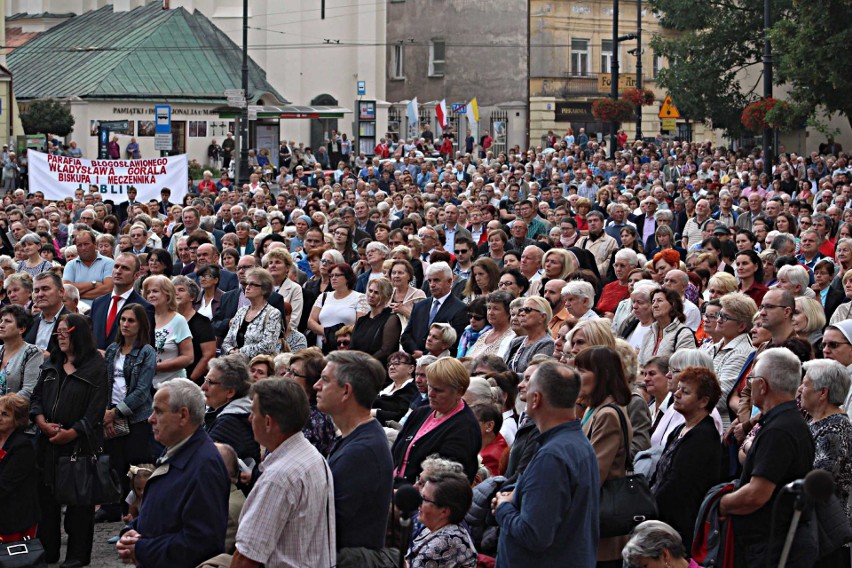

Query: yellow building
<box><xmin>528</xmin><ymin>0</ymin><xmax>717</xmax><ymax>146</ymax></box>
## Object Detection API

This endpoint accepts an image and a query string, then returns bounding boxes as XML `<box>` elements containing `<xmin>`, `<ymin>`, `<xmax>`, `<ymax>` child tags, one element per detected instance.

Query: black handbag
<box><xmin>0</xmin><ymin>537</ymin><xmax>47</xmax><ymax>568</ymax></box>
<box><xmin>54</xmin><ymin>435</ymin><xmax>122</xmax><ymax>506</ymax></box>
<box><xmin>598</xmin><ymin>404</ymin><xmax>658</xmax><ymax>538</ymax></box>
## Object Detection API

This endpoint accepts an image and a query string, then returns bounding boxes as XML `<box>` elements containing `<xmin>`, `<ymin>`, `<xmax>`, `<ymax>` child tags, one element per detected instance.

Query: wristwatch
<box><xmin>91</xmin><ymin>280</ymin><xmax>97</xmax><ymax>288</ymax></box>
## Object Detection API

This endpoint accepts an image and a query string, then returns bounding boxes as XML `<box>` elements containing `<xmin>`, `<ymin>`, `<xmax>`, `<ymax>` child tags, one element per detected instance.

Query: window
<box><xmin>570</xmin><ymin>39</ymin><xmax>589</xmax><ymax>76</ymax></box>
<box><xmin>392</xmin><ymin>44</ymin><xmax>405</xmax><ymax>79</ymax></box>
<box><xmin>601</xmin><ymin>39</ymin><xmax>614</xmax><ymax>74</ymax></box>
<box><xmin>653</xmin><ymin>53</ymin><xmax>665</xmax><ymax>78</ymax></box>
<box><xmin>429</xmin><ymin>39</ymin><xmax>446</xmax><ymax>77</ymax></box>
<box><xmin>188</xmin><ymin>121</ymin><xmax>207</xmax><ymax>138</ymax></box>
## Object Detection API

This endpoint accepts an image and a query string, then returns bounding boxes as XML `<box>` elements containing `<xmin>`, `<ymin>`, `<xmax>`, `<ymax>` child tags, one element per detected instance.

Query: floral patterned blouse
<box><xmin>406</xmin><ymin>523</ymin><xmax>477</xmax><ymax>568</ymax></box>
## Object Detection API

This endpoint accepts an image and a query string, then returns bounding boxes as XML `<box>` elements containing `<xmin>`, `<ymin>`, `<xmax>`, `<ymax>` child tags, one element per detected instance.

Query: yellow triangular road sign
<box><xmin>658</xmin><ymin>95</ymin><xmax>681</xmax><ymax>119</ymax></box>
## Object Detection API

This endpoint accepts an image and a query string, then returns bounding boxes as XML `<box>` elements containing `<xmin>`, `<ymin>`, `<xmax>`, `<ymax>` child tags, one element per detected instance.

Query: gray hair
<box><xmin>654</xmin><ymin>210</ymin><xmax>674</xmax><ymax>222</ymax></box>
<box><xmin>802</xmin><ymin>359</ymin><xmax>851</xmax><ymax>407</ymax></box>
<box><xmin>199</xmin><ymin>215</ymin><xmax>216</xmax><ymax>232</ymax></box>
<box><xmin>425</xmin><ymin>261</ymin><xmax>453</xmax><ymax>280</ymax></box>
<box><xmin>778</xmin><ymin>264</ymin><xmax>810</xmax><ymax>294</ymax></box>
<box><xmin>18</xmin><ymin>233</ymin><xmax>41</xmax><ymax>247</ymax></box>
<box><xmin>0</xmin><ymin>255</ymin><xmax>13</xmax><ymax>269</ymax></box>
<box><xmin>622</xmin><ymin>520</ymin><xmax>687</xmax><ymax>564</ymax></box>
<box><xmin>416</xmin><ymin>354</ymin><xmax>438</xmax><ymax>369</ymax></box>
<box><xmin>324</xmin><ymin>350</ymin><xmax>386</xmax><ymax>408</ymax></box>
<box><xmin>171</xmin><ymin>275</ymin><xmax>200</xmax><ymax>299</ymax></box>
<box><xmin>465</xmin><ymin>377</ymin><xmax>499</xmax><ymax>406</ymax></box>
<box><xmin>561</xmin><ymin>280</ymin><xmax>595</xmax><ymax>305</ymax></box>
<box><xmin>420</xmin><ymin>454</ymin><xmax>465</xmax><ymax>477</ymax></box>
<box><xmin>756</xmin><ymin>347</ymin><xmax>802</xmax><ymax>396</ymax></box>
<box><xmin>430</xmin><ymin>322</ymin><xmax>458</xmax><ymax>346</ymax></box>
<box><xmin>157</xmin><ymin>378</ymin><xmax>206</xmax><ymax>425</ymax></box>
<box><xmin>365</xmin><ymin>241</ymin><xmax>390</xmax><ymax>257</ymax></box>
<box><xmin>614</xmin><ymin>248</ymin><xmax>639</xmax><ymax>266</ymax></box>
<box><xmin>63</xmin><ymin>284</ymin><xmax>80</xmax><ymax>302</ymax></box>
<box><xmin>207</xmin><ymin>354</ymin><xmax>252</xmax><ymax>399</ymax></box>
<box><xmin>669</xmin><ymin>348</ymin><xmax>713</xmax><ymax>371</ymax></box>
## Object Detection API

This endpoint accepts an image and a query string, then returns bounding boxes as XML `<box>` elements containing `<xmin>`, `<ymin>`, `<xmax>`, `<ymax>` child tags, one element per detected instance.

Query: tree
<box><xmin>648</xmin><ymin>0</ymin><xmax>791</xmax><ymax>137</ymax></box>
<box><xmin>20</xmin><ymin>98</ymin><xmax>75</xmax><ymax>137</ymax></box>
<box><xmin>770</xmin><ymin>0</ymin><xmax>852</xmax><ymax>131</ymax></box>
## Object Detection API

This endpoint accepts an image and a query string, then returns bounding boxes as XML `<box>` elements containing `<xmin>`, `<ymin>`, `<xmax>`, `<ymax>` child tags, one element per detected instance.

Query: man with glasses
<box><xmin>719</xmin><ymin>348</ymin><xmax>815</xmax><ymax>568</ymax></box>
<box><xmin>757</xmin><ymin>289</ymin><xmax>796</xmax><ymax>350</ymax></box>
<box><xmin>821</xmin><ymin>321</ymin><xmax>852</xmax><ymax>418</ymax></box>
<box><xmin>213</xmin><ymin>255</ymin><xmax>287</xmax><ymax>341</ymax></box>
<box><xmin>452</xmin><ymin>236</ymin><xmax>476</xmax><ymax>280</ymax></box>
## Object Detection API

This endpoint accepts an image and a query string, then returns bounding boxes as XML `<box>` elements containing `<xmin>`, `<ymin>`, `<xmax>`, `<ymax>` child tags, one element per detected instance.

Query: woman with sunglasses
<box><xmin>371</xmin><ymin>351</ymin><xmax>419</xmax><ymax>427</ymax></box>
<box><xmin>456</xmin><ymin>297</ymin><xmax>491</xmax><ymax>358</ymax></box>
<box><xmin>350</xmin><ymin>278</ymin><xmax>401</xmax><ymax>366</ymax></box>
<box><xmin>30</xmin><ymin>314</ymin><xmax>107</xmax><ymax>566</ymax></box>
<box><xmin>100</xmin><ymin>304</ymin><xmax>157</xmax><ymax>523</ymax></box>
<box><xmin>222</xmin><ymin>268</ymin><xmax>283</xmax><ymax>358</ymax></box>
<box><xmin>505</xmin><ymin>297</ymin><xmax>555</xmax><ymax>374</ymax></box>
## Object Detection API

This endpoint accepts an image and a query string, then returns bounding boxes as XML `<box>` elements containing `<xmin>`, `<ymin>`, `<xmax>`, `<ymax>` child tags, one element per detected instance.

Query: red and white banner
<box><xmin>436</xmin><ymin>99</ymin><xmax>448</xmax><ymax>129</ymax></box>
<box><xmin>28</xmin><ymin>150</ymin><xmax>188</xmax><ymax>204</ymax></box>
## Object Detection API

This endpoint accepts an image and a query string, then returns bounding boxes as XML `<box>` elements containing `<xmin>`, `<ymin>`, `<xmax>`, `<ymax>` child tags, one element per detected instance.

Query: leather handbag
<box><xmin>598</xmin><ymin>404</ymin><xmax>658</xmax><ymax>538</ymax></box>
<box><xmin>0</xmin><ymin>537</ymin><xmax>47</xmax><ymax>568</ymax></box>
<box><xmin>54</xmin><ymin>435</ymin><xmax>122</xmax><ymax>506</ymax></box>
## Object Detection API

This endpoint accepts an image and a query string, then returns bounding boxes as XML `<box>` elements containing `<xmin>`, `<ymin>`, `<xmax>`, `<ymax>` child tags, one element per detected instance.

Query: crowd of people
<box><xmin>0</xmin><ymin>130</ymin><xmax>850</xmax><ymax>568</ymax></box>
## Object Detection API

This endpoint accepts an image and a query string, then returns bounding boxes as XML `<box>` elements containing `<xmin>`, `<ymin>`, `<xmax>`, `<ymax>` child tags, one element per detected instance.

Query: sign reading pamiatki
<box><xmin>29</xmin><ymin>150</ymin><xmax>189</xmax><ymax>204</ymax></box>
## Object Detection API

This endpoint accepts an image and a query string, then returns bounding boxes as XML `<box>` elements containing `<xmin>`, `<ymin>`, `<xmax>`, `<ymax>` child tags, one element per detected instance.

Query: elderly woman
<box><xmin>308</xmin><ymin>262</ymin><xmax>365</xmax><ymax>353</ymax></box>
<box><xmin>777</xmin><ymin>263</ymin><xmax>814</xmax><ymax>299</ymax></box>
<box><xmin>598</xmin><ymin>249</ymin><xmax>638</xmax><ymax>319</ymax></box>
<box><xmin>389</xmin><ymin>258</ymin><xmax>427</xmax><ymax>329</ymax></box>
<box><xmin>193</xmin><ymin>263</ymin><xmax>223</xmax><ymax>321</ymax></box>
<box><xmin>391</xmin><ymin>357</ymin><xmax>482</xmax><ymax>484</ymax></box>
<box><xmin>643</xmin><ymin>356</ymin><xmax>672</xmax><ymax>434</ymax></box>
<box><xmin>650</xmin><ymin>366</ymin><xmax>723</xmax><ymax>550</ymax></box>
<box><xmin>463</xmin><ymin>257</ymin><xmax>501</xmax><ymax>304</ymax></box>
<box><xmin>619</xmin><ymin>281</ymin><xmax>658</xmax><ymax>350</ymax></box>
<box><xmin>793</xmin><ymin>297</ymin><xmax>826</xmax><ymax>357</ymax></box>
<box><xmin>223</xmin><ymin>268</ymin><xmax>283</xmax><ymax>358</ymax></box>
<box><xmin>710</xmin><ymin>293</ymin><xmax>758</xmax><ymax>426</ymax></box>
<box><xmin>0</xmin><ymin>305</ymin><xmax>42</xmax><ymax>398</ymax></box>
<box><xmin>574</xmin><ymin>345</ymin><xmax>634</xmax><ymax>564</ymax></box>
<box><xmin>505</xmin><ymin>296</ymin><xmax>555</xmax><ymax>373</ymax></box>
<box><xmin>16</xmin><ymin>232</ymin><xmax>53</xmax><ymax>276</ymax></box>
<box><xmin>234</xmin><ymin>221</ymin><xmax>255</xmax><ymax>256</ymax></box>
<box><xmin>372</xmin><ymin>351</ymin><xmax>418</xmax><ymax>427</ymax></box>
<box><xmin>281</xmin><ymin>301</ymin><xmax>307</xmax><ymax>353</ymax></box>
<box><xmin>830</xmin><ymin>268</ymin><xmax>852</xmax><ymax>324</ymax></box>
<box><xmin>498</xmin><ymin>268</ymin><xmax>530</xmax><ymax>298</ymax></box>
<box><xmin>638</xmin><ymin>288</ymin><xmax>697</xmax><ymax>366</ymax></box>
<box><xmin>263</xmin><ymin>248</ymin><xmax>304</xmax><ymax>326</ymax></box>
<box><xmin>406</xmin><ymin>472</ymin><xmax>477</xmax><ymax>568</ymax></box>
<box><xmin>173</xmin><ymin>275</ymin><xmax>216</xmax><ymax>383</ymax></box>
<box><xmin>202</xmin><ymin>354</ymin><xmax>259</xmax><ymax>464</ymax></box>
<box><xmin>651</xmin><ymin>249</ymin><xmax>681</xmax><ymax>284</ymax></box>
<box><xmin>622</xmin><ymin>520</ymin><xmax>702</xmax><ymax>568</ymax></box>
<box><xmin>143</xmin><ymin>275</ymin><xmax>194</xmax><ymax>388</ymax></box>
<box><xmin>0</xmin><ymin>393</ymin><xmax>39</xmax><ymax>543</ymax></box>
<box><xmin>800</xmin><ymin>358</ymin><xmax>852</xmax><ymax>562</ymax></box>
<box><xmin>284</xmin><ymin>348</ymin><xmax>337</xmax><ymax>456</ymax></box>
<box><xmin>350</xmin><ymin>277</ymin><xmax>401</xmax><ymax>365</ymax></box>
<box><xmin>467</xmin><ymin>290</ymin><xmax>516</xmax><ymax>359</ymax></box>
<box><xmin>31</xmin><ymin>314</ymin><xmax>107</xmax><ymax>566</ymax></box>
<box><xmin>562</xmin><ymin>279</ymin><xmax>599</xmax><ymax>320</ymax></box>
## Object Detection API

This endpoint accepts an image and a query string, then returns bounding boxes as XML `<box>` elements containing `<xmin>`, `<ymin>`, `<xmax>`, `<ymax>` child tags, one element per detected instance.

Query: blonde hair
<box><xmin>143</xmin><ymin>275</ymin><xmax>177</xmax><ymax>311</ymax></box>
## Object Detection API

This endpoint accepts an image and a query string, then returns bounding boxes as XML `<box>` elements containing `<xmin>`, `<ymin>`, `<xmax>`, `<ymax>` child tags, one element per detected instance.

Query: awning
<box><xmin>214</xmin><ymin>105</ymin><xmax>352</xmax><ymax>119</ymax></box>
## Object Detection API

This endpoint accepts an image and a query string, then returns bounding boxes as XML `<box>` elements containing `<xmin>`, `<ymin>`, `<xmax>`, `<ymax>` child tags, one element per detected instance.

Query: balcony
<box><xmin>531</xmin><ymin>73</ymin><xmax>655</xmax><ymax>99</ymax></box>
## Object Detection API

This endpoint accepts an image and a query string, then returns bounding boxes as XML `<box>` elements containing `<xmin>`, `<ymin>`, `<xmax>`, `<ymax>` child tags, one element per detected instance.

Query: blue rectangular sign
<box><xmin>155</xmin><ymin>105</ymin><xmax>171</xmax><ymax>134</ymax></box>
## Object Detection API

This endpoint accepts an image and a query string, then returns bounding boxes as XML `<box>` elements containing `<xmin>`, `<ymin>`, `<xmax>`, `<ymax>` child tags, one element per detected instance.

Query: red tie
<box><xmin>106</xmin><ymin>295</ymin><xmax>121</xmax><ymax>334</ymax></box>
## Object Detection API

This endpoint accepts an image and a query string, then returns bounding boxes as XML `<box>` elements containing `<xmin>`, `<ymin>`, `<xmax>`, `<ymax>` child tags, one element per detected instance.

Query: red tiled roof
<box><xmin>4</xmin><ymin>27</ymin><xmax>43</xmax><ymax>55</ymax></box>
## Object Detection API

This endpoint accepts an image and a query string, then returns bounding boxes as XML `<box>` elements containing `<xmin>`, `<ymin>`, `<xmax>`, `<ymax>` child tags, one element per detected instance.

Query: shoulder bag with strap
<box><xmin>597</xmin><ymin>404</ymin><xmax>658</xmax><ymax>538</ymax></box>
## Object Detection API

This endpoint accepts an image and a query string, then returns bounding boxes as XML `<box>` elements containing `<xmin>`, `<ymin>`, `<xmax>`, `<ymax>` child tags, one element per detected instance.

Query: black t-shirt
<box><xmin>732</xmin><ymin>400</ymin><xmax>814</xmax><ymax>544</ymax></box>
<box><xmin>186</xmin><ymin>311</ymin><xmax>215</xmax><ymax>380</ymax></box>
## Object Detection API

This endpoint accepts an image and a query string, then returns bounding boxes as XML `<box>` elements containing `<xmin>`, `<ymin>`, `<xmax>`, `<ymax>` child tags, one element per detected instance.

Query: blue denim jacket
<box><xmin>104</xmin><ymin>343</ymin><xmax>156</xmax><ymax>424</ymax></box>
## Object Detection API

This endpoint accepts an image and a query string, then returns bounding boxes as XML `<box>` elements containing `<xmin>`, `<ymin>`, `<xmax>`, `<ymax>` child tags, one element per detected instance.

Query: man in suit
<box><xmin>117</xmin><ymin>186</ymin><xmax>140</xmax><ymax>224</ymax></box>
<box><xmin>632</xmin><ymin>196</ymin><xmax>658</xmax><ymax>245</ymax></box>
<box><xmin>212</xmin><ymin>255</ymin><xmax>287</xmax><ymax>340</ymax></box>
<box><xmin>90</xmin><ymin>252</ymin><xmax>156</xmax><ymax>350</ymax></box>
<box><xmin>440</xmin><ymin>204</ymin><xmax>473</xmax><ymax>253</ymax></box>
<box><xmin>187</xmin><ymin>244</ymin><xmax>238</xmax><ymax>292</ymax></box>
<box><xmin>25</xmin><ymin>272</ymin><xmax>68</xmax><ymax>357</ymax></box>
<box><xmin>128</xmin><ymin>223</ymin><xmax>153</xmax><ymax>256</ymax></box>
<box><xmin>401</xmin><ymin>261</ymin><xmax>469</xmax><ymax>357</ymax></box>
<box><xmin>158</xmin><ymin>188</ymin><xmax>174</xmax><ymax>217</ymax></box>
<box><xmin>338</xmin><ymin>206</ymin><xmax>370</xmax><ymax>243</ymax></box>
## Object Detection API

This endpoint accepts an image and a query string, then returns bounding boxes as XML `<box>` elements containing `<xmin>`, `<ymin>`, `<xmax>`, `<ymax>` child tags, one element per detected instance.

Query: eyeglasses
<box><xmin>198</xmin><ymin>274</ymin><xmax>217</xmax><ymax>280</ymax></box>
<box><xmin>747</xmin><ymin>375</ymin><xmax>766</xmax><ymax>385</ymax></box>
<box><xmin>420</xmin><ymin>494</ymin><xmax>440</xmax><ymax>506</ymax></box>
<box><xmin>203</xmin><ymin>377</ymin><xmax>222</xmax><ymax>386</ymax></box>
<box><xmin>244</xmin><ymin>282</ymin><xmax>261</xmax><ymax>289</ymax></box>
<box><xmin>388</xmin><ymin>361</ymin><xmax>412</xmax><ymax>367</ymax></box>
<box><xmin>468</xmin><ymin>313</ymin><xmax>486</xmax><ymax>321</ymax></box>
<box><xmin>337</xmin><ymin>340</ymin><xmax>350</xmax><ymax>347</ymax></box>
<box><xmin>823</xmin><ymin>341</ymin><xmax>850</xmax><ymax>350</ymax></box>
<box><xmin>703</xmin><ymin>313</ymin><xmax>719</xmax><ymax>321</ymax></box>
<box><xmin>518</xmin><ymin>307</ymin><xmax>543</xmax><ymax>314</ymax></box>
<box><xmin>283</xmin><ymin>368</ymin><xmax>308</xmax><ymax>379</ymax></box>
<box><xmin>53</xmin><ymin>326</ymin><xmax>75</xmax><ymax>338</ymax></box>
<box><xmin>760</xmin><ymin>303</ymin><xmax>787</xmax><ymax>312</ymax></box>
<box><xmin>320</xmin><ymin>259</ymin><xmax>334</xmax><ymax>265</ymax></box>
<box><xmin>717</xmin><ymin>313</ymin><xmax>743</xmax><ymax>323</ymax></box>
<box><xmin>454</xmin><ymin>249</ymin><xmax>469</xmax><ymax>255</ymax></box>
<box><xmin>330</xmin><ymin>273</ymin><xmax>345</xmax><ymax>279</ymax></box>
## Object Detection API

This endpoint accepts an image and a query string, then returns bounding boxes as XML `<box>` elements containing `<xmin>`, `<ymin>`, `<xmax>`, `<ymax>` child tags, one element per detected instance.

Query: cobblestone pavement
<box><xmin>49</xmin><ymin>520</ymin><xmax>125</xmax><ymax>568</ymax></box>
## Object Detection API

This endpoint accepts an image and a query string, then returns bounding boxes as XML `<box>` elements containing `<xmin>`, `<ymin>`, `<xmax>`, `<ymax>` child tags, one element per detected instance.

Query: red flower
<box><xmin>741</xmin><ymin>97</ymin><xmax>780</xmax><ymax>133</ymax></box>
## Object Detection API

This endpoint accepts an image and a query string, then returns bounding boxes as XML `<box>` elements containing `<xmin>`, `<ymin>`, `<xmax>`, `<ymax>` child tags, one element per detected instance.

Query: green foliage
<box><xmin>648</xmin><ymin>0</ymin><xmax>795</xmax><ymax>136</ymax></box>
<box><xmin>770</xmin><ymin>0</ymin><xmax>852</xmax><ymax>129</ymax></box>
<box><xmin>187</xmin><ymin>159</ymin><xmax>221</xmax><ymax>180</ymax></box>
<box><xmin>20</xmin><ymin>98</ymin><xmax>75</xmax><ymax>137</ymax></box>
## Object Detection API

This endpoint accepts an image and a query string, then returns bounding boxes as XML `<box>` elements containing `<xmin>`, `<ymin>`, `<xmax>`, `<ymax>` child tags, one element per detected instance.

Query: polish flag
<box><xmin>436</xmin><ymin>99</ymin><xmax>448</xmax><ymax>129</ymax></box>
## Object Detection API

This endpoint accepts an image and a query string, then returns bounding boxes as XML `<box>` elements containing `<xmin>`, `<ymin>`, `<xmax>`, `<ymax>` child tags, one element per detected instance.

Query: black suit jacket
<box><xmin>633</xmin><ymin>213</ymin><xmax>656</xmax><ymax>241</ymax></box>
<box><xmin>90</xmin><ymin>290</ymin><xmax>156</xmax><ymax>350</ymax></box>
<box><xmin>824</xmin><ymin>286</ymin><xmax>848</xmax><ymax>323</ymax></box>
<box><xmin>355</xmin><ymin>220</ymin><xmax>377</xmax><ymax>239</ymax></box>
<box><xmin>0</xmin><ymin>429</ymin><xmax>40</xmax><ymax>534</ymax></box>
<box><xmin>188</xmin><ymin>268</ymin><xmax>239</xmax><ymax>292</ymax></box>
<box><xmin>212</xmin><ymin>288</ymin><xmax>287</xmax><ymax>338</ymax></box>
<box><xmin>24</xmin><ymin>305</ymin><xmax>68</xmax><ymax>357</ymax></box>
<box><xmin>400</xmin><ymin>294</ymin><xmax>468</xmax><ymax>354</ymax></box>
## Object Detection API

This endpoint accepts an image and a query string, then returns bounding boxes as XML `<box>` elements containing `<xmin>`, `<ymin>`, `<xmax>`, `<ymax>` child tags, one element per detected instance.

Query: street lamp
<box><xmin>237</xmin><ymin>0</ymin><xmax>250</xmax><ymax>185</ymax></box>
<box><xmin>762</xmin><ymin>0</ymin><xmax>772</xmax><ymax>176</ymax></box>
<box><xmin>610</xmin><ymin>0</ymin><xmax>637</xmax><ymax>160</ymax></box>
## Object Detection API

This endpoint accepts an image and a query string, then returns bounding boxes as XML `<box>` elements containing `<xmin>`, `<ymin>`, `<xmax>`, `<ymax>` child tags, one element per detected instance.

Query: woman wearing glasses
<box><xmin>222</xmin><ymin>268</ymin><xmax>283</xmax><ymax>358</ymax></box>
<box><xmin>284</xmin><ymin>348</ymin><xmax>336</xmax><ymax>456</ymax></box>
<box><xmin>371</xmin><ymin>351</ymin><xmax>418</xmax><ymax>427</ymax></box>
<box><xmin>307</xmin><ymin>263</ymin><xmax>365</xmax><ymax>353</ymax></box>
<box><xmin>713</xmin><ymin>294</ymin><xmax>758</xmax><ymax>429</ymax></box>
<box><xmin>350</xmin><ymin>278</ymin><xmax>401</xmax><ymax>365</ymax></box>
<box><xmin>193</xmin><ymin>264</ymin><xmax>223</xmax><ymax>321</ymax></box>
<box><xmin>201</xmin><ymin>354</ymin><xmax>259</xmax><ymax>465</ymax></box>
<box><xmin>505</xmin><ymin>297</ymin><xmax>555</xmax><ymax>373</ymax></box>
<box><xmin>30</xmin><ymin>314</ymin><xmax>107</xmax><ymax>566</ymax></box>
<box><xmin>101</xmin><ymin>304</ymin><xmax>157</xmax><ymax>523</ymax></box>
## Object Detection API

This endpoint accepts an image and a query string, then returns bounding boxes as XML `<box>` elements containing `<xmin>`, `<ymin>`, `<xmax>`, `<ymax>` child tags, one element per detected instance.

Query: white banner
<box><xmin>28</xmin><ymin>151</ymin><xmax>189</xmax><ymax>204</ymax></box>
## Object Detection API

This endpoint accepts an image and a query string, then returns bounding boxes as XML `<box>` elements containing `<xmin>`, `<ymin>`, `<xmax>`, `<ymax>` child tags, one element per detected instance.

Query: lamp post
<box><xmin>762</xmin><ymin>0</ymin><xmax>772</xmax><ymax>176</ymax></box>
<box><xmin>635</xmin><ymin>0</ymin><xmax>643</xmax><ymax>141</ymax></box>
<box><xmin>610</xmin><ymin>0</ymin><xmax>619</xmax><ymax>159</ymax></box>
<box><xmin>237</xmin><ymin>0</ymin><xmax>250</xmax><ymax>185</ymax></box>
